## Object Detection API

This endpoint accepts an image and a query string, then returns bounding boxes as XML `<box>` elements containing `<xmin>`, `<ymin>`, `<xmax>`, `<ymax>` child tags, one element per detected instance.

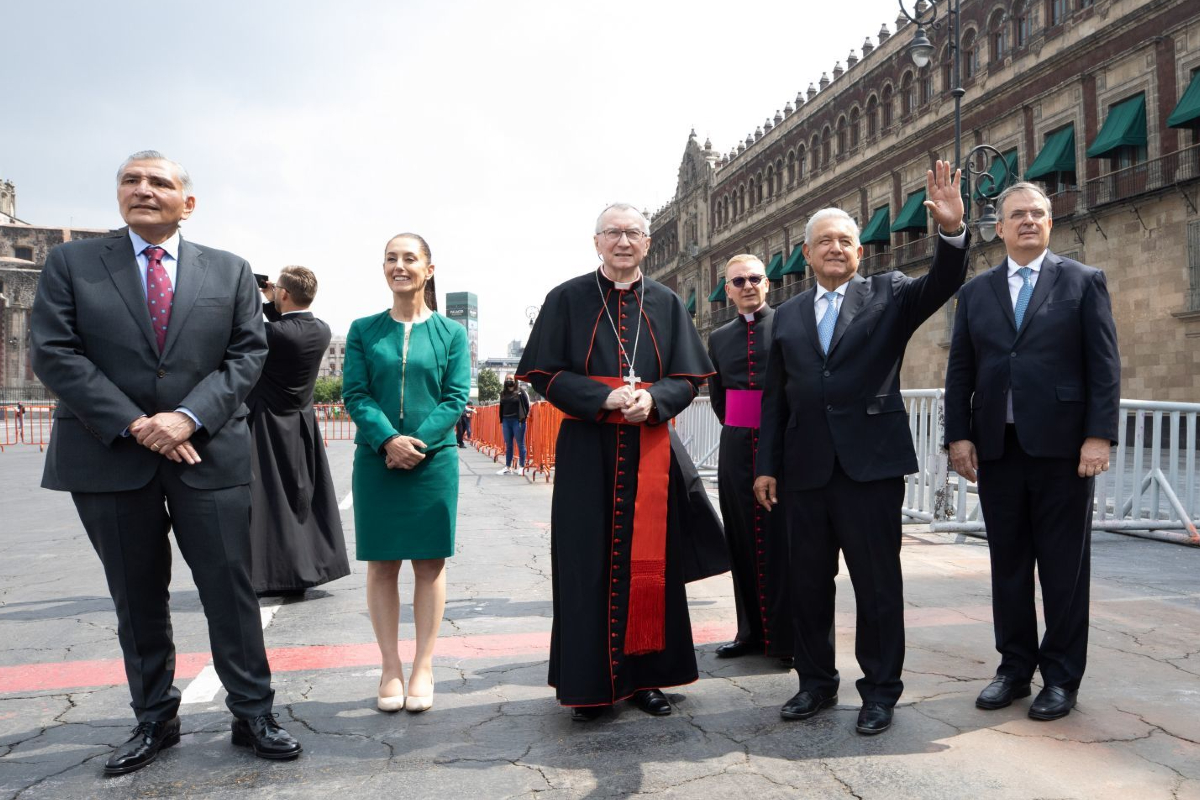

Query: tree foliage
<box><xmin>477</xmin><ymin>368</ymin><xmax>501</xmax><ymax>404</ymax></box>
<box><xmin>313</xmin><ymin>376</ymin><xmax>343</xmax><ymax>405</ymax></box>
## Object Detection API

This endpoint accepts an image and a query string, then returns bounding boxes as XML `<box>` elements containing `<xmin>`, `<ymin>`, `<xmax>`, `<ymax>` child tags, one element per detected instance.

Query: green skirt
<box><xmin>352</xmin><ymin>443</ymin><xmax>458</xmax><ymax>561</ymax></box>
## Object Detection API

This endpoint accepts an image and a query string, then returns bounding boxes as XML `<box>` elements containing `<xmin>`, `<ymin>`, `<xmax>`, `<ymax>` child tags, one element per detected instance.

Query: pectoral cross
<box><xmin>625</xmin><ymin>366</ymin><xmax>641</xmax><ymax>390</ymax></box>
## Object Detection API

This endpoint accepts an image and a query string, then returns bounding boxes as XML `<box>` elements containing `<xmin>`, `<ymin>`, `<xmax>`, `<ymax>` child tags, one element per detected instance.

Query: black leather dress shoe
<box><xmin>856</xmin><ymin>702</ymin><xmax>894</xmax><ymax>735</ymax></box>
<box><xmin>715</xmin><ymin>640</ymin><xmax>761</xmax><ymax>658</ymax></box>
<box><xmin>1028</xmin><ymin>686</ymin><xmax>1077</xmax><ymax>721</ymax></box>
<box><xmin>778</xmin><ymin>656</ymin><xmax>795</xmax><ymax>669</ymax></box>
<box><xmin>976</xmin><ymin>676</ymin><xmax>1032</xmax><ymax>710</ymax></box>
<box><xmin>780</xmin><ymin>690</ymin><xmax>838</xmax><ymax>720</ymax></box>
<box><xmin>629</xmin><ymin>689</ymin><xmax>672</xmax><ymax>716</ymax></box>
<box><xmin>570</xmin><ymin>705</ymin><xmax>608</xmax><ymax>722</ymax></box>
<box><xmin>104</xmin><ymin>716</ymin><xmax>181</xmax><ymax>775</ymax></box>
<box><xmin>231</xmin><ymin>714</ymin><xmax>302</xmax><ymax>759</ymax></box>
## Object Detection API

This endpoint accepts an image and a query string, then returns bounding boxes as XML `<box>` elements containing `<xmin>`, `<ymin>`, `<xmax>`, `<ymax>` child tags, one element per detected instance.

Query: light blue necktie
<box><xmin>818</xmin><ymin>291</ymin><xmax>839</xmax><ymax>354</ymax></box>
<box><xmin>1013</xmin><ymin>267</ymin><xmax>1034</xmax><ymax>329</ymax></box>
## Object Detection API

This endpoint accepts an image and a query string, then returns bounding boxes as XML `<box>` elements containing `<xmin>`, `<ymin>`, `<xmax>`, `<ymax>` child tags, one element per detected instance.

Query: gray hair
<box><xmin>995</xmin><ymin>181</ymin><xmax>1052</xmax><ymax>218</ymax></box>
<box><xmin>116</xmin><ymin>150</ymin><xmax>193</xmax><ymax>195</ymax></box>
<box><xmin>804</xmin><ymin>207</ymin><xmax>859</xmax><ymax>246</ymax></box>
<box><xmin>595</xmin><ymin>203</ymin><xmax>650</xmax><ymax>235</ymax></box>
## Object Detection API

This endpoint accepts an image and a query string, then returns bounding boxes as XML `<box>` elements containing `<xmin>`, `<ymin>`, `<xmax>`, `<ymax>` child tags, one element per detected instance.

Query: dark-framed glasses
<box><xmin>729</xmin><ymin>275</ymin><xmax>765</xmax><ymax>288</ymax></box>
<box><xmin>599</xmin><ymin>228</ymin><xmax>647</xmax><ymax>243</ymax></box>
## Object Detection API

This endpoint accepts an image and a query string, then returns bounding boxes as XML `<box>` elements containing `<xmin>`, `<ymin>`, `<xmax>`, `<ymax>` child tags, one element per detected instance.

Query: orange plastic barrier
<box><xmin>471</xmin><ymin>404</ymin><xmax>503</xmax><ymax>462</ymax></box>
<box><xmin>523</xmin><ymin>401</ymin><xmax>563</xmax><ymax>482</ymax></box>
<box><xmin>0</xmin><ymin>404</ymin><xmax>53</xmax><ymax>452</ymax></box>
<box><xmin>314</xmin><ymin>404</ymin><xmax>356</xmax><ymax>443</ymax></box>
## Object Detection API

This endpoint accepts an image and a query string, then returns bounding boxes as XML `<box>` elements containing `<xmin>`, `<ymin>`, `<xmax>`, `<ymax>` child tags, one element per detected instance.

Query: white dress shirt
<box><xmin>128</xmin><ymin>229</ymin><xmax>181</xmax><ymax>296</ymax></box>
<box><xmin>1005</xmin><ymin>248</ymin><xmax>1047</xmax><ymax>423</ymax></box>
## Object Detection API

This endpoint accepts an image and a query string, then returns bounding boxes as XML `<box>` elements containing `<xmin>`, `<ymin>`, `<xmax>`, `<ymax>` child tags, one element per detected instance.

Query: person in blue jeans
<box><xmin>498</xmin><ymin>376</ymin><xmax>530</xmax><ymax>475</ymax></box>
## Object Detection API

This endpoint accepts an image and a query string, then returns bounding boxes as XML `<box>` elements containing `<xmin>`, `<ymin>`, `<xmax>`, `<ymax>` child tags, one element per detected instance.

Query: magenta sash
<box><xmin>725</xmin><ymin>389</ymin><xmax>763</xmax><ymax>429</ymax></box>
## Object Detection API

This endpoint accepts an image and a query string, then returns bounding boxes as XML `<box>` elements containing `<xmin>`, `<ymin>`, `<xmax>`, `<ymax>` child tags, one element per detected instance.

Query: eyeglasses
<box><xmin>599</xmin><ymin>228</ymin><xmax>647</xmax><ymax>243</ymax></box>
<box><xmin>729</xmin><ymin>275</ymin><xmax>765</xmax><ymax>288</ymax></box>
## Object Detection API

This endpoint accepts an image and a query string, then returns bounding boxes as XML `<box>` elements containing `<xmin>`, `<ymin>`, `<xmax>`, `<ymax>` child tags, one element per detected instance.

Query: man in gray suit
<box><xmin>30</xmin><ymin>151</ymin><xmax>301</xmax><ymax>775</ymax></box>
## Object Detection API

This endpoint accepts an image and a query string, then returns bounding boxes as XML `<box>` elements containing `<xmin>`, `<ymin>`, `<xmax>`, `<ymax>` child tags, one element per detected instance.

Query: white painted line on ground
<box><xmin>338</xmin><ymin>491</ymin><xmax>353</xmax><ymax>510</ymax></box>
<box><xmin>181</xmin><ymin>598</ymin><xmax>285</xmax><ymax>704</ymax></box>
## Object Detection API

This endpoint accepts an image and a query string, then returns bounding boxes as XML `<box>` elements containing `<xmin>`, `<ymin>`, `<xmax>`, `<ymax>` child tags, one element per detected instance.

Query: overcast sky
<box><xmin>4</xmin><ymin>0</ymin><xmax>907</xmax><ymax>357</ymax></box>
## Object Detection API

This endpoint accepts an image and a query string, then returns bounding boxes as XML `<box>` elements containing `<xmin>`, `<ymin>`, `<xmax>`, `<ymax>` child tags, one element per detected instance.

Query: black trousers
<box><xmin>73</xmin><ymin>467</ymin><xmax>274</xmax><ymax>723</ymax></box>
<box><xmin>977</xmin><ymin>426</ymin><xmax>1094</xmax><ymax>690</ymax></box>
<box><xmin>785</xmin><ymin>463</ymin><xmax>905</xmax><ymax>706</ymax></box>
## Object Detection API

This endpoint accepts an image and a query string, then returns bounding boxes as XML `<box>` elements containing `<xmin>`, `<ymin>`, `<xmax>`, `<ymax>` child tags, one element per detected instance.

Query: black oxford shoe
<box><xmin>855</xmin><ymin>702</ymin><xmax>894</xmax><ymax>735</ymax></box>
<box><xmin>715</xmin><ymin>640</ymin><xmax>761</xmax><ymax>659</ymax></box>
<box><xmin>629</xmin><ymin>689</ymin><xmax>672</xmax><ymax>716</ymax></box>
<box><xmin>570</xmin><ymin>705</ymin><xmax>608</xmax><ymax>722</ymax></box>
<box><xmin>780</xmin><ymin>690</ymin><xmax>838</xmax><ymax>720</ymax></box>
<box><xmin>975</xmin><ymin>676</ymin><xmax>1032</xmax><ymax>710</ymax></box>
<box><xmin>1028</xmin><ymin>686</ymin><xmax>1077</xmax><ymax>721</ymax></box>
<box><xmin>231</xmin><ymin>714</ymin><xmax>302</xmax><ymax>759</ymax></box>
<box><xmin>104</xmin><ymin>716</ymin><xmax>181</xmax><ymax>775</ymax></box>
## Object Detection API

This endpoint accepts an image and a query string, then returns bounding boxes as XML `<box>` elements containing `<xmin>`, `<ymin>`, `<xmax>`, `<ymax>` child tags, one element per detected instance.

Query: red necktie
<box><xmin>144</xmin><ymin>246</ymin><xmax>174</xmax><ymax>352</ymax></box>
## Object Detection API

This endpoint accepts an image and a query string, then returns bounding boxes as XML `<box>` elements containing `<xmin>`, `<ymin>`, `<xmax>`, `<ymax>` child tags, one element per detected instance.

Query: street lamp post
<box><xmin>899</xmin><ymin>0</ymin><xmax>1008</xmax><ymax>242</ymax></box>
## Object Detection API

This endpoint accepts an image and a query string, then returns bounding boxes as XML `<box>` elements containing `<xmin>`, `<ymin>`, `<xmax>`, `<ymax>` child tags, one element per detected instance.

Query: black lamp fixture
<box><xmin>899</xmin><ymin>0</ymin><xmax>1012</xmax><ymax>241</ymax></box>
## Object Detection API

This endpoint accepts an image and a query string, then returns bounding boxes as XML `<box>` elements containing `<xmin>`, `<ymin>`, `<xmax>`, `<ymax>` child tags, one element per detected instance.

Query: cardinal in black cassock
<box><xmin>247</xmin><ymin>270</ymin><xmax>350</xmax><ymax>596</ymax></box>
<box><xmin>517</xmin><ymin>204</ymin><xmax>727</xmax><ymax>719</ymax></box>
<box><xmin>707</xmin><ymin>255</ymin><xmax>794</xmax><ymax>662</ymax></box>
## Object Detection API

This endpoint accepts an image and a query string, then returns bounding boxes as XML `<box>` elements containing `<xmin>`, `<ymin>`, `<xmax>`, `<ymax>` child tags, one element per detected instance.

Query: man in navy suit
<box><xmin>31</xmin><ymin>151</ymin><xmax>302</xmax><ymax>774</ymax></box>
<box><xmin>754</xmin><ymin>161</ymin><xmax>969</xmax><ymax>735</ymax></box>
<box><xmin>944</xmin><ymin>181</ymin><xmax>1120</xmax><ymax>721</ymax></box>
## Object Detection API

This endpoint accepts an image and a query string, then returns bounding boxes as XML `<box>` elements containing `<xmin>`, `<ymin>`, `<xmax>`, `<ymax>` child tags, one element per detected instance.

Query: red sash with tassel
<box><xmin>569</xmin><ymin>376</ymin><xmax>670</xmax><ymax>655</ymax></box>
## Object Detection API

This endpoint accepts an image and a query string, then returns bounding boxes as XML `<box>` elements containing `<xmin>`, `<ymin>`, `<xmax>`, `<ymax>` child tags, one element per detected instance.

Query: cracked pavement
<box><xmin>2</xmin><ymin>442</ymin><xmax>1199</xmax><ymax>798</ymax></box>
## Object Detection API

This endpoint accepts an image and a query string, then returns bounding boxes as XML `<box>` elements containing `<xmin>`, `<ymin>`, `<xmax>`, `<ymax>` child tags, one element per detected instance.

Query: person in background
<box><xmin>247</xmin><ymin>266</ymin><xmax>350</xmax><ymax>597</ymax></box>
<box><xmin>343</xmin><ymin>233</ymin><xmax>470</xmax><ymax>714</ymax></box>
<box><xmin>456</xmin><ymin>402</ymin><xmax>475</xmax><ymax>448</ymax></box>
<box><xmin>497</xmin><ymin>375</ymin><xmax>530</xmax><ymax>475</ymax></box>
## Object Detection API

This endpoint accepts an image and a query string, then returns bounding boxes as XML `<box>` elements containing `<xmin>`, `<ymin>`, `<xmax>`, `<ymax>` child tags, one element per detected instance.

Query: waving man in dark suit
<box><xmin>944</xmin><ymin>181</ymin><xmax>1120</xmax><ymax>721</ymax></box>
<box><xmin>754</xmin><ymin>160</ymin><xmax>969</xmax><ymax>736</ymax></box>
<box><xmin>30</xmin><ymin>151</ymin><xmax>301</xmax><ymax>775</ymax></box>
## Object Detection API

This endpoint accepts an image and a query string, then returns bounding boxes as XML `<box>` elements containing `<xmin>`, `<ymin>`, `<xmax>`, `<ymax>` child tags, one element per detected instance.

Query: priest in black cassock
<box><xmin>517</xmin><ymin>202</ymin><xmax>727</xmax><ymax>721</ymax></box>
<box><xmin>248</xmin><ymin>266</ymin><xmax>350</xmax><ymax>596</ymax></box>
<box><xmin>707</xmin><ymin>254</ymin><xmax>794</xmax><ymax>665</ymax></box>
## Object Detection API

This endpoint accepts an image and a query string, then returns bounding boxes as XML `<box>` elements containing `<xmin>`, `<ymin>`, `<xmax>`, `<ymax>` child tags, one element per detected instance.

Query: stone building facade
<box><xmin>646</xmin><ymin>0</ymin><xmax>1200</xmax><ymax>401</ymax></box>
<box><xmin>0</xmin><ymin>182</ymin><xmax>112</xmax><ymax>401</ymax></box>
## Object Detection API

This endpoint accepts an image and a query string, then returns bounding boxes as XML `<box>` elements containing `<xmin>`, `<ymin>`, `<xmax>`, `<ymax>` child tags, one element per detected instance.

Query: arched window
<box><xmin>765</xmin><ymin>166</ymin><xmax>774</xmax><ymax>199</ymax></box>
<box><xmin>850</xmin><ymin>107</ymin><xmax>861</xmax><ymax>149</ymax></box>
<box><xmin>749</xmin><ymin>177</ymin><xmax>758</xmax><ymax>208</ymax></box>
<box><xmin>989</xmin><ymin>11</ymin><xmax>1007</xmax><ymax>62</ymax></box>
<box><xmin>821</xmin><ymin>126</ymin><xmax>832</xmax><ymax>166</ymax></box>
<box><xmin>796</xmin><ymin>144</ymin><xmax>806</xmax><ymax>181</ymax></box>
<box><xmin>866</xmin><ymin>95</ymin><xmax>878</xmax><ymax>138</ymax></box>
<box><xmin>738</xmin><ymin>185</ymin><xmax>746</xmax><ymax>215</ymax></box>
<box><xmin>775</xmin><ymin>158</ymin><xmax>784</xmax><ymax>193</ymax></box>
<box><xmin>882</xmin><ymin>85</ymin><xmax>894</xmax><ymax>127</ymax></box>
<box><xmin>940</xmin><ymin>45</ymin><xmax>952</xmax><ymax>93</ymax></box>
<box><xmin>1014</xmin><ymin>1</ymin><xmax>1029</xmax><ymax>47</ymax></box>
<box><xmin>1048</xmin><ymin>0</ymin><xmax>1067</xmax><ymax>26</ymax></box>
<box><xmin>963</xmin><ymin>30</ymin><xmax>979</xmax><ymax>79</ymax></box>
<box><xmin>755</xmin><ymin>172</ymin><xmax>764</xmax><ymax>204</ymax></box>
<box><xmin>787</xmin><ymin>150</ymin><xmax>796</xmax><ymax>184</ymax></box>
<box><xmin>811</xmin><ymin>134</ymin><xmax>821</xmax><ymax>172</ymax></box>
<box><xmin>919</xmin><ymin>66</ymin><xmax>934</xmax><ymax>106</ymax></box>
<box><xmin>900</xmin><ymin>72</ymin><xmax>915</xmax><ymax>117</ymax></box>
<box><xmin>836</xmin><ymin>116</ymin><xmax>848</xmax><ymax>156</ymax></box>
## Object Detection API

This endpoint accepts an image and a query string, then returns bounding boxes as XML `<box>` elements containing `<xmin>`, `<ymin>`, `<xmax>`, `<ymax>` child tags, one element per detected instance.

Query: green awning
<box><xmin>764</xmin><ymin>252</ymin><xmax>783</xmax><ymax>281</ymax></box>
<box><xmin>890</xmin><ymin>189</ymin><xmax>928</xmax><ymax>232</ymax></box>
<box><xmin>777</xmin><ymin>245</ymin><xmax>806</xmax><ymax>277</ymax></box>
<box><xmin>974</xmin><ymin>149</ymin><xmax>1018</xmax><ymax>200</ymax></box>
<box><xmin>685</xmin><ymin>290</ymin><xmax>696</xmax><ymax>314</ymax></box>
<box><xmin>781</xmin><ymin>244</ymin><xmax>808</xmax><ymax>276</ymax></box>
<box><xmin>707</xmin><ymin>278</ymin><xmax>725</xmax><ymax>302</ymax></box>
<box><xmin>1168</xmin><ymin>70</ymin><xmax>1200</xmax><ymax>129</ymax></box>
<box><xmin>1025</xmin><ymin>124</ymin><xmax>1077</xmax><ymax>180</ymax></box>
<box><xmin>860</xmin><ymin>205</ymin><xmax>891</xmax><ymax>244</ymax></box>
<box><xmin>1086</xmin><ymin>93</ymin><xmax>1146</xmax><ymax>158</ymax></box>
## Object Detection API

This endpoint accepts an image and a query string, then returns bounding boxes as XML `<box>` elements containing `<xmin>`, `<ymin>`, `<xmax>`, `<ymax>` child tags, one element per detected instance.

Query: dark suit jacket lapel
<box><xmin>161</xmin><ymin>238</ymin><xmax>206</xmax><ymax>359</ymax></box>
<box><xmin>797</xmin><ymin>288</ymin><xmax>821</xmax><ymax>357</ymax></box>
<box><xmin>988</xmin><ymin>263</ymin><xmax>1017</xmax><ymax>333</ymax></box>
<box><xmin>826</xmin><ymin>274</ymin><xmax>867</xmax><ymax>358</ymax></box>
<box><xmin>100</xmin><ymin>233</ymin><xmax>159</xmax><ymax>354</ymax></box>
<box><xmin>1015</xmin><ymin>251</ymin><xmax>1060</xmax><ymax>343</ymax></box>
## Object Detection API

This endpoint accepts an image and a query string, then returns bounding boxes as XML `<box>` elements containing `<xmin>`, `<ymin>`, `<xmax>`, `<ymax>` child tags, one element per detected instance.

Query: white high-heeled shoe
<box><xmin>377</xmin><ymin>678</ymin><xmax>405</xmax><ymax>713</ymax></box>
<box><xmin>405</xmin><ymin>683</ymin><xmax>434</xmax><ymax>712</ymax></box>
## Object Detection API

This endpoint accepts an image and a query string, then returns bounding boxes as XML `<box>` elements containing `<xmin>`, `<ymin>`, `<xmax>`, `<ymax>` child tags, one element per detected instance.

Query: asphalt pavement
<box><xmin>1</xmin><ymin>440</ymin><xmax>1199</xmax><ymax>799</ymax></box>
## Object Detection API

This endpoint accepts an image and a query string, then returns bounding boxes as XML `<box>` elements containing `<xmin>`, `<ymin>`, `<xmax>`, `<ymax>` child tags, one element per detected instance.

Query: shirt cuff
<box><xmin>938</xmin><ymin>228</ymin><xmax>968</xmax><ymax>248</ymax></box>
<box><xmin>176</xmin><ymin>407</ymin><xmax>203</xmax><ymax>431</ymax></box>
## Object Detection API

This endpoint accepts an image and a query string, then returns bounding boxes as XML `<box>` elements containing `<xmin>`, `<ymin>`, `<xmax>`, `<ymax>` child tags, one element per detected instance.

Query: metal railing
<box><xmin>893</xmin><ymin>234</ymin><xmax>937</xmax><ymax>268</ymax></box>
<box><xmin>675</xmin><ymin>396</ymin><xmax>721</xmax><ymax>472</ymax></box>
<box><xmin>1084</xmin><ymin>144</ymin><xmax>1200</xmax><ymax>208</ymax></box>
<box><xmin>1047</xmin><ymin>188</ymin><xmax>1080</xmax><ymax>219</ymax></box>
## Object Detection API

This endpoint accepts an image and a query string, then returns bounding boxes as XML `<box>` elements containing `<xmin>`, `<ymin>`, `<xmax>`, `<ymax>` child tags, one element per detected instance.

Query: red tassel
<box><xmin>624</xmin><ymin>565</ymin><xmax>666</xmax><ymax>655</ymax></box>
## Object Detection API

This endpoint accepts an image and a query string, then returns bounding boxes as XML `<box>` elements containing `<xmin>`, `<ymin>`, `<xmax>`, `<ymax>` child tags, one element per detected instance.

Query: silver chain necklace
<box><xmin>594</xmin><ymin>268</ymin><xmax>644</xmax><ymax>389</ymax></box>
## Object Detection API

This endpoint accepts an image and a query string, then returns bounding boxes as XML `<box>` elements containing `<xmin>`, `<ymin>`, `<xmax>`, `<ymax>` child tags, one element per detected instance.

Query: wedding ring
<box><xmin>152</xmin><ymin>444</ymin><xmax>160</xmax><ymax>451</ymax></box>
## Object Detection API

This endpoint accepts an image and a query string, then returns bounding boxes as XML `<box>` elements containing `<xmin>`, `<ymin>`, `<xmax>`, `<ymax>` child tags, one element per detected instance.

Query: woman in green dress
<box><xmin>343</xmin><ymin>233</ymin><xmax>470</xmax><ymax>713</ymax></box>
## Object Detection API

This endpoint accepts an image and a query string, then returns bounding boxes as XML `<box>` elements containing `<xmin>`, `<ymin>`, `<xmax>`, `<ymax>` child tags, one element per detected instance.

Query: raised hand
<box><xmin>923</xmin><ymin>159</ymin><xmax>965</xmax><ymax>233</ymax></box>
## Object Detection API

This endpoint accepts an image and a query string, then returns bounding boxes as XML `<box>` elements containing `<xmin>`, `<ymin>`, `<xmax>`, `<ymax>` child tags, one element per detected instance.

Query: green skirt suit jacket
<box><xmin>343</xmin><ymin>311</ymin><xmax>471</xmax><ymax>560</ymax></box>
